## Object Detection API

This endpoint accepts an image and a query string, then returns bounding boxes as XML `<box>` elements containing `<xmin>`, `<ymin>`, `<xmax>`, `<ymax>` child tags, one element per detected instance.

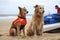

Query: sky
<box><xmin>0</xmin><ymin>0</ymin><xmax>60</xmax><ymax>16</ymax></box>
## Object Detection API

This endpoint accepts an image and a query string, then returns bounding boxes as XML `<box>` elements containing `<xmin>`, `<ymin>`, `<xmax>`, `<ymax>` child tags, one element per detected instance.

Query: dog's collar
<box><xmin>18</xmin><ymin>17</ymin><xmax>26</xmax><ymax>19</ymax></box>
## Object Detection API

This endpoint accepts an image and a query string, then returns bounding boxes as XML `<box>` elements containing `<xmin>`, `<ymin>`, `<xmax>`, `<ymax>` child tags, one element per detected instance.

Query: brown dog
<box><xmin>9</xmin><ymin>6</ymin><xmax>28</xmax><ymax>36</ymax></box>
<box><xmin>27</xmin><ymin>4</ymin><xmax>44</xmax><ymax>36</ymax></box>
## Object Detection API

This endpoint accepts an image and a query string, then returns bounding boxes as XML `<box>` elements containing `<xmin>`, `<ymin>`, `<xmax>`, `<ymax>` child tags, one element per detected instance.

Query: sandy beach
<box><xmin>0</xmin><ymin>19</ymin><xmax>60</xmax><ymax>40</ymax></box>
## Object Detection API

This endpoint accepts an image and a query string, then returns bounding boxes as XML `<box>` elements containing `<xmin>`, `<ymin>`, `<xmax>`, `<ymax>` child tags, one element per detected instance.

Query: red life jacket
<box><xmin>13</xmin><ymin>17</ymin><xmax>27</xmax><ymax>26</ymax></box>
<box><xmin>57</xmin><ymin>8</ymin><xmax>60</xmax><ymax>13</ymax></box>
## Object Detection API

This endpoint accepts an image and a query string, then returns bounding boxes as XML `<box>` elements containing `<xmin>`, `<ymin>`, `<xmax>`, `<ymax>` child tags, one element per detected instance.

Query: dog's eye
<box><xmin>24</xmin><ymin>9</ymin><xmax>26</xmax><ymax>11</ymax></box>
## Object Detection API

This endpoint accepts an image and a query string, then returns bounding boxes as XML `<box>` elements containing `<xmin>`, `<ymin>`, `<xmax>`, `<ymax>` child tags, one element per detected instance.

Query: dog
<box><xmin>9</xmin><ymin>6</ymin><xmax>28</xmax><ymax>36</ymax></box>
<box><xmin>27</xmin><ymin>4</ymin><xmax>44</xmax><ymax>36</ymax></box>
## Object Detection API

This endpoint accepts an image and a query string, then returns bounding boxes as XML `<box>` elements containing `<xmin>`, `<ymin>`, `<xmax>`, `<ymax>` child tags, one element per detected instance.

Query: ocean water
<box><xmin>0</xmin><ymin>16</ymin><xmax>32</xmax><ymax>20</ymax></box>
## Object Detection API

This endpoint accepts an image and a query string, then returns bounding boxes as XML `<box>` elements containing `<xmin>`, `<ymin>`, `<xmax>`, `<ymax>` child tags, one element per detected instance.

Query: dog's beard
<box><xmin>36</xmin><ymin>15</ymin><xmax>41</xmax><ymax>17</ymax></box>
<box><xmin>35</xmin><ymin>13</ymin><xmax>43</xmax><ymax>18</ymax></box>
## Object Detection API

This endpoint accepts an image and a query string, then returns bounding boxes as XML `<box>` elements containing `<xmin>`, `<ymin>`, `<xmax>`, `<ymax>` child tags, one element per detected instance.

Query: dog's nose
<box><xmin>43</xmin><ymin>10</ymin><xmax>45</xmax><ymax>13</ymax></box>
<box><xmin>27</xmin><ymin>11</ymin><xmax>28</xmax><ymax>13</ymax></box>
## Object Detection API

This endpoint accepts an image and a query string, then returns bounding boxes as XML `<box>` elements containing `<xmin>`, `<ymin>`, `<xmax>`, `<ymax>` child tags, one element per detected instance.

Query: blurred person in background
<box><xmin>55</xmin><ymin>5</ymin><xmax>60</xmax><ymax>14</ymax></box>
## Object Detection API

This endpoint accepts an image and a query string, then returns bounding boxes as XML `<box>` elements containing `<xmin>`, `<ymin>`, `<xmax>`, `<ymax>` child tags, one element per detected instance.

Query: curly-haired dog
<box><xmin>9</xmin><ymin>6</ymin><xmax>28</xmax><ymax>36</ymax></box>
<box><xmin>27</xmin><ymin>4</ymin><xmax>44</xmax><ymax>36</ymax></box>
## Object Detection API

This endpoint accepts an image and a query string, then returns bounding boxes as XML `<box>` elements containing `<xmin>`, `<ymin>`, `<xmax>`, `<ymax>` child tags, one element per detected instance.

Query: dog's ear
<box><xmin>24</xmin><ymin>7</ymin><xmax>26</xmax><ymax>10</ymax></box>
<box><xmin>18</xmin><ymin>6</ymin><xmax>21</xmax><ymax>10</ymax></box>
<box><xmin>24</xmin><ymin>7</ymin><xmax>26</xmax><ymax>8</ymax></box>
<box><xmin>34</xmin><ymin>5</ymin><xmax>38</xmax><ymax>8</ymax></box>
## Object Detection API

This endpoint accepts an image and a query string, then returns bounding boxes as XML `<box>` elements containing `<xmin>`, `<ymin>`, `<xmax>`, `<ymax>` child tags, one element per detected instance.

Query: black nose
<box><xmin>27</xmin><ymin>11</ymin><xmax>28</xmax><ymax>13</ymax></box>
<box><xmin>43</xmin><ymin>10</ymin><xmax>45</xmax><ymax>13</ymax></box>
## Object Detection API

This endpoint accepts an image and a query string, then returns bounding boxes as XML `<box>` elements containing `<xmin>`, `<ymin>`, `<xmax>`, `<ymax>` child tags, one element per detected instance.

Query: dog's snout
<box><xmin>27</xmin><ymin>11</ymin><xmax>28</xmax><ymax>13</ymax></box>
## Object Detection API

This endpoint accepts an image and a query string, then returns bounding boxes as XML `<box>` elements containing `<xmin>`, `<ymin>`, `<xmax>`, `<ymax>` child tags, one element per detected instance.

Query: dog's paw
<box><xmin>36</xmin><ymin>33</ymin><xmax>42</xmax><ymax>36</ymax></box>
<box><xmin>27</xmin><ymin>30</ymin><xmax>34</xmax><ymax>36</ymax></box>
<box><xmin>37</xmin><ymin>34</ymin><xmax>42</xmax><ymax>36</ymax></box>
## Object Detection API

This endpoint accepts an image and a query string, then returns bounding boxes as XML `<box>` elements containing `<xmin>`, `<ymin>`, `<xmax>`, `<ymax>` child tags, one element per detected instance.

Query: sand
<box><xmin>0</xmin><ymin>19</ymin><xmax>60</xmax><ymax>40</ymax></box>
